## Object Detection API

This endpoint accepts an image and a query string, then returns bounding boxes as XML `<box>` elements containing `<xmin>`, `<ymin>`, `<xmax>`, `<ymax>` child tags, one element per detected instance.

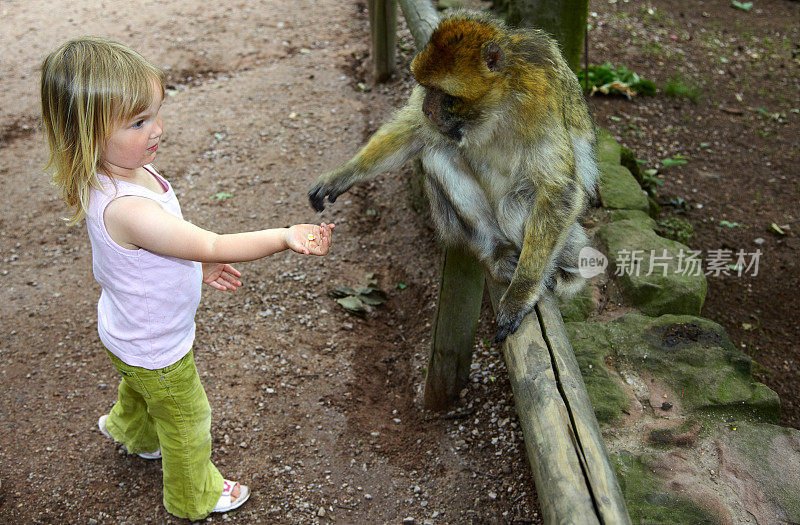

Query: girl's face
<box><xmin>102</xmin><ymin>79</ymin><xmax>164</xmax><ymax>177</ymax></box>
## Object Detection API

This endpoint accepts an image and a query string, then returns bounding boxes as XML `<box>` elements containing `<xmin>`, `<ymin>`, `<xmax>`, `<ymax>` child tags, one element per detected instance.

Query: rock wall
<box><xmin>559</xmin><ymin>130</ymin><xmax>800</xmax><ymax>524</ymax></box>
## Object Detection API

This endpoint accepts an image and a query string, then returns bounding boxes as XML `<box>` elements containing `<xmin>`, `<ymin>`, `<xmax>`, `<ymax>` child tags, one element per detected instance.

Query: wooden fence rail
<box><xmin>367</xmin><ymin>1</ymin><xmax>631</xmax><ymax>523</ymax></box>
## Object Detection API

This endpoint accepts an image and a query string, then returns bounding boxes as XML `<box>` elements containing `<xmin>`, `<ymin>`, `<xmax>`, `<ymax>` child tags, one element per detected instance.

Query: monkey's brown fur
<box><xmin>310</xmin><ymin>11</ymin><xmax>598</xmax><ymax>341</ymax></box>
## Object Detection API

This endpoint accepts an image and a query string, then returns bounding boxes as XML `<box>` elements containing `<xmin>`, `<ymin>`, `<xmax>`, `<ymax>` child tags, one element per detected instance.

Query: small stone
<box><xmin>402</xmin><ymin>518</ymin><xmax>415</xmax><ymax>524</ymax></box>
<box><xmin>364</xmin><ymin>493</ymin><xmax>372</xmax><ymax>500</ymax></box>
<box><xmin>317</xmin><ymin>507</ymin><xmax>326</xmax><ymax>517</ymax></box>
<box><xmin>489</xmin><ymin>491</ymin><xmax>498</xmax><ymax>500</ymax></box>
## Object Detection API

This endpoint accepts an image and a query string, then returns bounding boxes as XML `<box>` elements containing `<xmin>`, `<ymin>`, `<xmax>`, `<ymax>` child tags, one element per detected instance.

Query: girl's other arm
<box><xmin>104</xmin><ymin>196</ymin><xmax>333</xmax><ymax>263</ymax></box>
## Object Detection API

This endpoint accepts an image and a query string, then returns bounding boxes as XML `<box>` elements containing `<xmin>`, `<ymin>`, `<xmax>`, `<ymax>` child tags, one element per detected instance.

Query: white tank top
<box><xmin>85</xmin><ymin>165</ymin><xmax>202</xmax><ymax>369</ymax></box>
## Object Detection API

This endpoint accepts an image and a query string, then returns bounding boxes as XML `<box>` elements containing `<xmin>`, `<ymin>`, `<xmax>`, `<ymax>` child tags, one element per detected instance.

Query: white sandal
<box><xmin>97</xmin><ymin>414</ymin><xmax>162</xmax><ymax>460</ymax></box>
<box><xmin>212</xmin><ymin>479</ymin><xmax>250</xmax><ymax>513</ymax></box>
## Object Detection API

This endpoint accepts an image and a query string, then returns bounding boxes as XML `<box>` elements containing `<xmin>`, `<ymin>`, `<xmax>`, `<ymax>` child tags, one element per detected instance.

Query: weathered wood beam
<box><xmin>486</xmin><ymin>278</ymin><xmax>600</xmax><ymax>524</ymax></box>
<box><xmin>537</xmin><ymin>293</ymin><xmax>630</xmax><ymax>524</ymax></box>
<box><xmin>368</xmin><ymin>0</ymin><xmax>398</xmax><ymax>82</ymax></box>
<box><xmin>398</xmin><ymin>0</ymin><xmax>439</xmax><ymax>49</ymax></box>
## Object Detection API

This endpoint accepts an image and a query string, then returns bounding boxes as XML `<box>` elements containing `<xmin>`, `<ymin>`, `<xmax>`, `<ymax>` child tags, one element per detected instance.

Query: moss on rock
<box><xmin>608</xmin><ymin>209</ymin><xmax>657</xmax><ymax>230</ymax></box>
<box><xmin>596</xmin><ymin>127</ymin><xmax>621</xmax><ymax>164</ymax></box>
<box><xmin>610</xmin><ymin>314</ymin><xmax>780</xmax><ymax>422</ymax></box>
<box><xmin>565</xmin><ymin>321</ymin><xmax>629</xmax><ymax>425</ymax></box>
<box><xmin>559</xmin><ymin>283</ymin><xmax>595</xmax><ymax>322</ymax></box>
<box><xmin>611</xmin><ymin>450</ymin><xmax>716</xmax><ymax>524</ymax></box>
<box><xmin>599</xmin><ymin>162</ymin><xmax>650</xmax><ymax>212</ymax></box>
<box><xmin>596</xmin><ymin>220</ymin><xmax>707</xmax><ymax>316</ymax></box>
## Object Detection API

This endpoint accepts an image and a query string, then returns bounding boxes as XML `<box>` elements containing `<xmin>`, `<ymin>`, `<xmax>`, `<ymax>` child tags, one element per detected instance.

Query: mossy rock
<box><xmin>720</xmin><ymin>422</ymin><xmax>800</xmax><ymax>521</ymax></box>
<box><xmin>599</xmin><ymin>162</ymin><xmax>649</xmax><ymax>212</ymax></box>
<box><xmin>648</xmin><ymin>196</ymin><xmax>661</xmax><ymax>220</ymax></box>
<box><xmin>611</xmin><ymin>451</ymin><xmax>717</xmax><ymax>524</ymax></box>
<box><xmin>596</xmin><ymin>127</ymin><xmax>621</xmax><ymax>164</ymax></box>
<box><xmin>596</xmin><ymin>220</ymin><xmax>706</xmax><ymax>316</ymax></box>
<box><xmin>620</xmin><ymin>145</ymin><xmax>644</xmax><ymax>186</ymax></box>
<box><xmin>608</xmin><ymin>209</ymin><xmax>657</xmax><ymax>230</ymax></box>
<box><xmin>569</xmin><ymin>314</ymin><xmax>781</xmax><ymax>422</ymax></box>
<box><xmin>558</xmin><ymin>282</ymin><xmax>594</xmax><ymax>322</ymax></box>
<box><xmin>564</xmin><ymin>321</ymin><xmax>629</xmax><ymax>425</ymax></box>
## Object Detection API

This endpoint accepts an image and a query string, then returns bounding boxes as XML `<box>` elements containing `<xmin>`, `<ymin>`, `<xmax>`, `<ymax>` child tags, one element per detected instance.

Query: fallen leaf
<box><xmin>336</xmin><ymin>296</ymin><xmax>366</xmax><ymax>316</ymax></box>
<box><xmin>769</xmin><ymin>222</ymin><xmax>786</xmax><ymax>236</ymax></box>
<box><xmin>327</xmin><ymin>286</ymin><xmax>357</xmax><ymax>299</ymax></box>
<box><xmin>731</xmin><ymin>1</ymin><xmax>753</xmax><ymax>12</ymax></box>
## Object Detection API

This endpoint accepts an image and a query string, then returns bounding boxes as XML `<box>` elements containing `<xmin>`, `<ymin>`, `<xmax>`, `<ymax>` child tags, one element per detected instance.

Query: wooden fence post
<box><xmin>423</xmin><ymin>247</ymin><xmax>485</xmax><ymax>410</ymax></box>
<box><xmin>367</xmin><ymin>0</ymin><xmax>398</xmax><ymax>82</ymax></box>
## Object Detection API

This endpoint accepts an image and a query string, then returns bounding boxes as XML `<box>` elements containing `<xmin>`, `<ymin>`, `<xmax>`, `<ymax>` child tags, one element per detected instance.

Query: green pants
<box><xmin>105</xmin><ymin>349</ymin><xmax>223</xmax><ymax>520</ymax></box>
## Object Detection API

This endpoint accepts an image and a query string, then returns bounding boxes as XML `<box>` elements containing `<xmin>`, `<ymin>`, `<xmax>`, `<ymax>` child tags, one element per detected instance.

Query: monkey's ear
<box><xmin>481</xmin><ymin>41</ymin><xmax>505</xmax><ymax>72</ymax></box>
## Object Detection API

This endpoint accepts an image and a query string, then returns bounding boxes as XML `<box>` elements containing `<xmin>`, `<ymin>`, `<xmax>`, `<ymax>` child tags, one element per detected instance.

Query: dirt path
<box><xmin>0</xmin><ymin>1</ymin><xmax>539</xmax><ymax>523</ymax></box>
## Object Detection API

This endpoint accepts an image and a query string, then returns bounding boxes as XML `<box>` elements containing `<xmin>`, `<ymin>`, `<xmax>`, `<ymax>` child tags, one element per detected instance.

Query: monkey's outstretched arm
<box><xmin>309</xmin><ymin>95</ymin><xmax>425</xmax><ymax>212</ymax></box>
<box><xmin>494</xmin><ymin>182</ymin><xmax>586</xmax><ymax>342</ymax></box>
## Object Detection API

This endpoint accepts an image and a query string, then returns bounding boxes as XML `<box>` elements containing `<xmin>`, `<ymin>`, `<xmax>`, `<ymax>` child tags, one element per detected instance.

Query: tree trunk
<box><xmin>506</xmin><ymin>0</ymin><xmax>588</xmax><ymax>73</ymax></box>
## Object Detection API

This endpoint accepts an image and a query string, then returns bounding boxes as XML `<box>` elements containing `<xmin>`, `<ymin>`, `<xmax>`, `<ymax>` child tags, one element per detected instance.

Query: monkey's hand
<box><xmin>308</xmin><ymin>167</ymin><xmax>354</xmax><ymax>212</ymax></box>
<box><xmin>494</xmin><ymin>286</ymin><xmax>541</xmax><ymax>343</ymax></box>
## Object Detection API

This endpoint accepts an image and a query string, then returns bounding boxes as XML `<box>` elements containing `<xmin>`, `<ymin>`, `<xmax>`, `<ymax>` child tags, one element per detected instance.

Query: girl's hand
<box><xmin>202</xmin><ymin>263</ymin><xmax>242</xmax><ymax>291</ymax></box>
<box><xmin>285</xmin><ymin>223</ymin><xmax>335</xmax><ymax>256</ymax></box>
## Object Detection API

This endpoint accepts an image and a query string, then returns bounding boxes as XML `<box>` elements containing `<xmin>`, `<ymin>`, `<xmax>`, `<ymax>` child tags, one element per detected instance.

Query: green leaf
<box><xmin>579</xmin><ymin>62</ymin><xmax>656</xmax><ymax>97</ymax></box>
<box><xmin>661</xmin><ymin>155</ymin><xmax>689</xmax><ymax>167</ymax></box>
<box><xmin>719</xmin><ymin>220</ymin><xmax>742</xmax><ymax>228</ymax></box>
<box><xmin>769</xmin><ymin>222</ymin><xmax>786</xmax><ymax>236</ymax></box>
<box><xmin>211</xmin><ymin>192</ymin><xmax>234</xmax><ymax>200</ymax></box>
<box><xmin>731</xmin><ymin>1</ymin><xmax>753</xmax><ymax>11</ymax></box>
<box><xmin>395</xmin><ymin>282</ymin><xmax>407</xmax><ymax>290</ymax></box>
<box><xmin>336</xmin><ymin>296</ymin><xmax>366</xmax><ymax>316</ymax></box>
<box><xmin>327</xmin><ymin>286</ymin><xmax>357</xmax><ymax>299</ymax></box>
<box><xmin>359</xmin><ymin>294</ymin><xmax>386</xmax><ymax>306</ymax></box>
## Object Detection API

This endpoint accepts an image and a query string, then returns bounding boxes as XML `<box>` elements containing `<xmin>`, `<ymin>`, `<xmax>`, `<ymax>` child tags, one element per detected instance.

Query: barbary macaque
<box><xmin>309</xmin><ymin>11</ymin><xmax>598</xmax><ymax>341</ymax></box>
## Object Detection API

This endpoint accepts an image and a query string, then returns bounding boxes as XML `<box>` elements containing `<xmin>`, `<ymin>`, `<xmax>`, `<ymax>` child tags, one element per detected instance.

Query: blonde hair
<box><xmin>40</xmin><ymin>36</ymin><xmax>165</xmax><ymax>224</ymax></box>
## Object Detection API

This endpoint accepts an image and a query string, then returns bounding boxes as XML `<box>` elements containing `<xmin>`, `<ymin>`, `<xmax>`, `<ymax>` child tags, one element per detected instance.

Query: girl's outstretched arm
<box><xmin>104</xmin><ymin>196</ymin><xmax>334</xmax><ymax>263</ymax></box>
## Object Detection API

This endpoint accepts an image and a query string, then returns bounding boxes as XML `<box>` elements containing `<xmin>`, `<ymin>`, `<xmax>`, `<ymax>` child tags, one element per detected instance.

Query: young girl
<box><xmin>40</xmin><ymin>36</ymin><xmax>334</xmax><ymax>520</ymax></box>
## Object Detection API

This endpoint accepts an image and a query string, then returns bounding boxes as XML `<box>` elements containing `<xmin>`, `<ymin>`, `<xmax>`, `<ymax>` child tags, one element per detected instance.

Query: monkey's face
<box><xmin>411</xmin><ymin>17</ymin><xmax>507</xmax><ymax>144</ymax></box>
<box><xmin>421</xmin><ymin>86</ymin><xmax>469</xmax><ymax>142</ymax></box>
